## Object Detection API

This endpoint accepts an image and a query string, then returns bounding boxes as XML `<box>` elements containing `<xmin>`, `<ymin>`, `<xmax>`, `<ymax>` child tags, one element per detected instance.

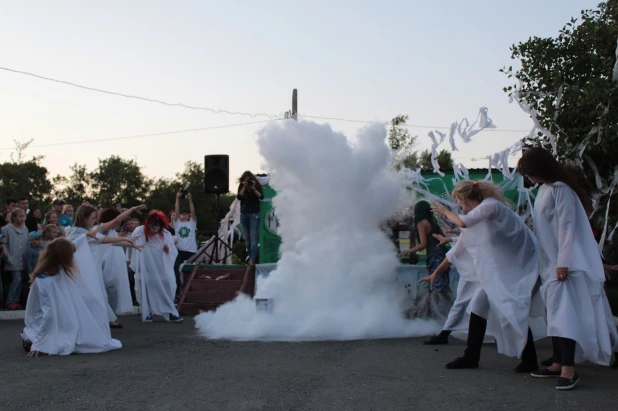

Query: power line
<box><xmin>0</xmin><ymin>119</ymin><xmax>281</xmax><ymax>151</ymax></box>
<box><xmin>1</xmin><ymin>66</ymin><xmax>531</xmax><ymax>133</ymax></box>
<box><xmin>302</xmin><ymin>114</ymin><xmax>531</xmax><ymax>133</ymax></box>
<box><xmin>0</xmin><ymin>66</ymin><xmax>281</xmax><ymax>120</ymax></box>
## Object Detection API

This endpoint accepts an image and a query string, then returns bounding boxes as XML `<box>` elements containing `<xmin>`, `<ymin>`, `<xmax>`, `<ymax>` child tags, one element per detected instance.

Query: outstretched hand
<box><xmin>131</xmin><ymin>205</ymin><xmax>148</xmax><ymax>214</ymax></box>
<box><xmin>132</xmin><ymin>243</ymin><xmax>146</xmax><ymax>252</ymax></box>
<box><xmin>432</xmin><ymin>233</ymin><xmax>451</xmax><ymax>247</ymax></box>
<box><xmin>431</xmin><ymin>202</ymin><xmax>448</xmax><ymax>217</ymax></box>
<box><xmin>418</xmin><ymin>274</ymin><xmax>436</xmax><ymax>290</ymax></box>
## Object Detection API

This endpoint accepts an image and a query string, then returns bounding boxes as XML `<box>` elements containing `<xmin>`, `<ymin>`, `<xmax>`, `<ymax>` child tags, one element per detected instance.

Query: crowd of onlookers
<box><xmin>0</xmin><ymin>193</ymin><xmax>199</xmax><ymax>310</ymax></box>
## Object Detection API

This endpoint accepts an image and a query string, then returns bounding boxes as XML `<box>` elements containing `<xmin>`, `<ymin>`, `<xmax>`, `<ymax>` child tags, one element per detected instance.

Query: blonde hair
<box><xmin>451</xmin><ymin>180</ymin><xmax>508</xmax><ymax>206</ymax></box>
<box><xmin>30</xmin><ymin>238</ymin><xmax>77</xmax><ymax>282</ymax></box>
<box><xmin>42</xmin><ymin>224</ymin><xmax>59</xmax><ymax>241</ymax></box>
<box><xmin>11</xmin><ymin>208</ymin><xmax>25</xmax><ymax>219</ymax></box>
<box><xmin>62</xmin><ymin>204</ymin><xmax>73</xmax><ymax>213</ymax></box>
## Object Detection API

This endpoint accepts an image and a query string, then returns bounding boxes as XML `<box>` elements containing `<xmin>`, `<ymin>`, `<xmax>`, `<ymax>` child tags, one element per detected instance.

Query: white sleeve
<box><xmin>446</xmin><ymin>235</ymin><xmax>464</xmax><ymax>261</ymax></box>
<box><xmin>554</xmin><ymin>184</ymin><xmax>577</xmax><ymax>269</ymax></box>
<box><xmin>460</xmin><ymin>200</ymin><xmax>498</xmax><ymax>227</ymax></box>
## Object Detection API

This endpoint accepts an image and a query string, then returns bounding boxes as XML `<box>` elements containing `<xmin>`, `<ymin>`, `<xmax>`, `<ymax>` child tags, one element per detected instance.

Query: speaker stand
<box><xmin>203</xmin><ymin>193</ymin><xmax>234</xmax><ymax>264</ymax></box>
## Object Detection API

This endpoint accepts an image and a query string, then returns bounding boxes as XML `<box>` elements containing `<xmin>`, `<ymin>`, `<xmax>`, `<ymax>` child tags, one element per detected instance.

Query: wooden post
<box><xmin>292</xmin><ymin>89</ymin><xmax>298</xmax><ymax>121</ymax></box>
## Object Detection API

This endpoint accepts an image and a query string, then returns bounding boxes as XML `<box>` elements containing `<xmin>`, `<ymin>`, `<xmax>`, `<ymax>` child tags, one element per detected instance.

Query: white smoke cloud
<box><xmin>194</xmin><ymin>121</ymin><xmax>438</xmax><ymax>341</ymax></box>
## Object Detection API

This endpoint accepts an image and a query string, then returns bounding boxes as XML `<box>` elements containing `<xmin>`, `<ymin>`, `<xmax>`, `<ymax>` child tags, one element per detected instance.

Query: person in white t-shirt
<box><xmin>173</xmin><ymin>191</ymin><xmax>197</xmax><ymax>299</ymax></box>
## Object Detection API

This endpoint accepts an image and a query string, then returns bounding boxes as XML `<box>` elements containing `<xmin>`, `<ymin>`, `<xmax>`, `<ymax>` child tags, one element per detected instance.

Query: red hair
<box><xmin>144</xmin><ymin>210</ymin><xmax>169</xmax><ymax>239</ymax></box>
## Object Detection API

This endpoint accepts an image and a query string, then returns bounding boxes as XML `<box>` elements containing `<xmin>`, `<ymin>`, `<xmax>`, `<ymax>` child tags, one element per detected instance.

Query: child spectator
<box><xmin>44</xmin><ymin>211</ymin><xmax>60</xmax><ymax>228</ymax></box>
<box><xmin>173</xmin><ymin>191</ymin><xmax>197</xmax><ymax>298</ymax></box>
<box><xmin>58</xmin><ymin>204</ymin><xmax>74</xmax><ymax>228</ymax></box>
<box><xmin>42</xmin><ymin>224</ymin><xmax>63</xmax><ymax>241</ymax></box>
<box><xmin>1</xmin><ymin>208</ymin><xmax>29</xmax><ymax>310</ymax></box>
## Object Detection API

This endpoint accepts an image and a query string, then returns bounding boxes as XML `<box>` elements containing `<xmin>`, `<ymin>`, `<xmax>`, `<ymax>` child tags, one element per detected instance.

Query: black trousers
<box><xmin>551</xmin><ymin>337</ymin><xmax>576</xmax><ymax>366</ymax></box>
<box><xmin>464</xmin><ymin>313</ymin><xmax>537</xmax><ymax>364</ymax></box>
<box><xmin>174</xmin><ymin>251</ymin><xmax>195</xmax><ymax>296</ymax></box>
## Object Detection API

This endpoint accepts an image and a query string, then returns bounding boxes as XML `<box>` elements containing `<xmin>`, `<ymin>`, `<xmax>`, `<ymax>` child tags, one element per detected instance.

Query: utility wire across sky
<box><xmin>1</xmin><ymin>66</ymin><xmax>531</xmax><ymax>133</ymax></box>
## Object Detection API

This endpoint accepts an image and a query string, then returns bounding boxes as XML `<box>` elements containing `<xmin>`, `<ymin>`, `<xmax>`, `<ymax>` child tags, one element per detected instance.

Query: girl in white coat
<box><xmin>518</xmin><ymin>147</ymin><xmax>618</xmax><ymax>390</ymax></box>
<box><xmin>130</xmin><ymin>211</ymin><xmax>183</xmax><ymax>323</ymax></box>
<box><xmin>67</xmin><ymin>204</ymin><xmax>144</xmax><ymax>328</ymax></box>
<box><xmin>21</xmin><ymin>237</ymin><xmax>122</xmax><ymax>357</ymax></box>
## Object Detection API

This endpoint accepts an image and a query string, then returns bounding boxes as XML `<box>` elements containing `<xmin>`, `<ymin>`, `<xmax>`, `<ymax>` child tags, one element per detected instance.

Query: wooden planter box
<box><xmin>177</xmin><ymin>265</ymin><xmax>255</xmax><ymax>316</ymax></box>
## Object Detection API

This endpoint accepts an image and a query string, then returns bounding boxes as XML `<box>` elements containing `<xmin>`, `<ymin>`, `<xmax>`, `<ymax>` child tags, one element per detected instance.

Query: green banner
<box><xmin>415</xmin><ymin>170</ymin><xmax>522</xmax><ymax>209</ymax></box>
<box><xmin>259</xmin><ymin>185</ymin><xmax>282</xmax><ymax>263</ymax></box>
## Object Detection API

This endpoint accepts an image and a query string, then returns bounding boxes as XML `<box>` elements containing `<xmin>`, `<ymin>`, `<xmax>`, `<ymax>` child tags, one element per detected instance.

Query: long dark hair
<box><xmin>413</xmin><ymin>200</ymin><xmax>442</xmax><ymax>242</ymax></box>
<box><xmin>26</xmin><ymin>208</ymin><xmax>40</xmax><ymax>232</ymax></box>
<box><xmin>517</xmin><ymin>147</ymin><xmax>591</xmax><ymax>212</ymax></box>
<box><xmin>238</xmin><ymin>170</ymin><xmax>263</xmax><ymax>191</ymax></box>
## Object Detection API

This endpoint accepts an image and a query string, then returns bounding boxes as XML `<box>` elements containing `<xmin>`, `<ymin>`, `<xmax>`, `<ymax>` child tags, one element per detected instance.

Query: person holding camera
<box><xmin>236</xmin><ymin>171</ymin><xmax>263</xmax><ymax>265</ymax></box>
<box><xmin>172</xmin><ymin>190</ymin><xmax>197</xmax><ymax>298</ymax></box>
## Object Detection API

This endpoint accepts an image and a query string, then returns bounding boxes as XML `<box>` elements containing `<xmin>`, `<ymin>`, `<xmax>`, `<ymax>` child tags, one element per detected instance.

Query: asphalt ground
<box><xmin>1</xmin><ymin>315</ymin><xmax>617</xmax><ymax>411</ymax></box>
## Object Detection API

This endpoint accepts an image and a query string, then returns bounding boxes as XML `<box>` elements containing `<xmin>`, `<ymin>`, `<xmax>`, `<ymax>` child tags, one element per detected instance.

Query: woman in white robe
<box><xmin>429</xmin><ymin>180</ymin><xmax>541</xmax><ymax>372</ymax></box>
<box><xmin>67</xmin><ymin>204</ymin><xmax>145</xmax><ymax>328</ymax></box>
<box><xmin>99</xmin><ymin>208</ymin><xmax>138</xmax><ymax>316</ymax></box>
<box><xmin>130</xmin><ymin>211</ymin><xmax>183</xmax><ymax>323</ymax></box>
<box><xmin>518</xmin><ymin>147</ymin><xmax>618</xmax><ymax>390</ymax></box>
<box><xmin>21</xmin><ymin>237</ymin><xmax>122</xmax><ymax>356</ymax></box>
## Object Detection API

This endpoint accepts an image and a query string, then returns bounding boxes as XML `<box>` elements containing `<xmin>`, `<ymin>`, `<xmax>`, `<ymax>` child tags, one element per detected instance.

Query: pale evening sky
<box><xmin>0</xmin><ymin>0</ymin><xmax>601</xmax><ymax>186</ymax></box>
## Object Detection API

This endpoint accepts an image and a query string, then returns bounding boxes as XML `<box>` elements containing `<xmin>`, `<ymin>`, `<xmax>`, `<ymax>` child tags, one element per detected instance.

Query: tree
<box><xmin>90</xmin><ymin>156</ymin><xmax>153</xmax><ymax>207</ymax></box>
<box><xmin>0</xmin><ymin>140</ymin><xmax>54</xmax><ymax>210</ymax></box>
<box><xmin>419</xmin><ymin>149</ymin><xmax>454</xmax><ymax>171</ymax></box>
<box><xmin>388</xmin><ymin>115</ymin><xmax>455</xmax><ymax>171</ymax></box>
<box><xmin>502</xmin><ymin>0</ymin><xmax>618</xmax><ymax>171</ymax></box>
<box><xmin>388</xmin><ymin>115</ymin><xmax>421</xmax><ymax>170</ymax></box>
<box><xmin>501</xmin><ymin>0</ymin><xmax>618</xmax><ymax>254</ymax></box>
<box><xmin>52</xmin><ymin>163</ymin><xmax>92</xmax><ymax>206</ymax></box>
<box><xmin>388</xmin><ymin>115</ymin><xmax>415</xmax><ymax>151</ymax></box>
<box><xmin>146</xmin><ymin>177</ymin><xmax>180</xmax><ymax>218</ymax></box>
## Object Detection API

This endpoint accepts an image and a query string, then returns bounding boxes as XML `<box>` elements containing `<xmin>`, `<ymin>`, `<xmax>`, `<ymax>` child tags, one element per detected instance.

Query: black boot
<box><xmin>446</xmin><ymin>356</ymin><xmax>479</xmax><ymax>369</ymax></box>
<box><xmin>446</xmin><ymin>314</ymin><xmax>485</xmax><ymax>370</ymax></box>
<box><xmin>515</xmin><ymin>328</ymin><xmax>539</xmax><ymax>373</ymax></box>
<box><xmin>423</xmin><ymin>330</ymin><xmax>450</xmax><ymax>345</ymax></box>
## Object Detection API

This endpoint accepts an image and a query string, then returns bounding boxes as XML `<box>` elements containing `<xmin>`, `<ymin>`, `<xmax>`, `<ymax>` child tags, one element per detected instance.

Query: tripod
<box><xmin>203</xmin><ymin>193</ymin><xmax>234</xmax><ymax>264</ymax></box>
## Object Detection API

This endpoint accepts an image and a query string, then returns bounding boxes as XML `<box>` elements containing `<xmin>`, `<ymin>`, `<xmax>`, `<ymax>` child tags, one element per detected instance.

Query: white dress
<box><xmin>456</xmin><ymin>198</ymin><xmax>541</xmax><ymax>358</ymax></box>
<box><xmin>534</xmin><ymin>182</ymin><xmax>618</xmax><ymax>365</ymax></box>
<box><xmin>101</xmin><ymin>229</ymin><xmax>134</xmax><ymax>315</ymax></box>
<box><xmin>66</xmin><ymin>228</ymin><xmax>117</xmax><ymax>322</ymax></box>
<box><xmin>130</xmin><ymin>226</ymin><xmax>179</xmax><ymax>321</ymax></box>
<box><xmin>21</xmin><ymin>271</ymin><xmax>122</xmax><ymax>355</ymax></box>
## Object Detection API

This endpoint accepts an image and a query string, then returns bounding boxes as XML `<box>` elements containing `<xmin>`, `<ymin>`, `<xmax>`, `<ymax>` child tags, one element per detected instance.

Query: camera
<box><xmin>181</xmin><ymin>189</ymin><xmax>188</xmax><ymax>199</ymax></box>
